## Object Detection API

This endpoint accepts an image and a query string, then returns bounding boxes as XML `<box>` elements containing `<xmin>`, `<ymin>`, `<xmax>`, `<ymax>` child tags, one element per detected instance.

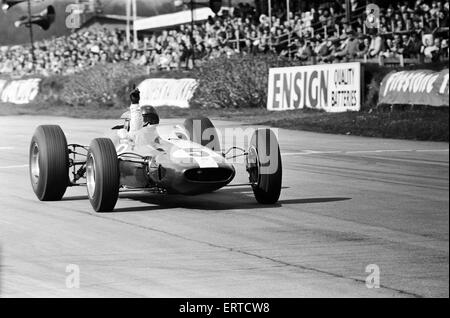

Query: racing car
<box><xmin>29</xmin><ymin>110</ymin><xmax>282</xmax><ymax>212</ymax></box>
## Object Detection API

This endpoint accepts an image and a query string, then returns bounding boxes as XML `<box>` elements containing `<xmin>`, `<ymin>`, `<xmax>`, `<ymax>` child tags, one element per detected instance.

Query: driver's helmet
<box><xmin>141</xmin><ymin>105</ymin><xmax>160</xmax><ymax>125</ymax></box>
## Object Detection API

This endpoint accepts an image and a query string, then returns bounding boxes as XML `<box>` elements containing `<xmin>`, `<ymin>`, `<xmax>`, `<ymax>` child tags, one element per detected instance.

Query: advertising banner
<box><xmin>267</xmin><ymin>62</ymin><xmax>362</xmax><ymax>112</ymax></box>
<box><xmin>138</xmin><ymin>78</ymin><xmax>198</xmax><ymax>108</ymax></box>
<box><xmin>378</xmin><ymin>69</ymin><xmax>449</xmax><ymax>107</ymax></box>
<box><xmin>0</xmin><ymin>78</ymin><xmax>41</xmax><ymax>104</ymax></box>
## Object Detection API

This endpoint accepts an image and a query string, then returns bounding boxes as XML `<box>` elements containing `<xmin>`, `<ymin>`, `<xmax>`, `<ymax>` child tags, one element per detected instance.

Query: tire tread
<box><xmin>88</xmin><ymin>138</ymin><xmax>120</xmax><ymax>212</ymax></box>
<box><xmin>250</xmin><ymin>129</ymin><xmax>282</xmax><ymax>204</ymax></box>
<box><xmin>30</xmin><ymin>125</ymin><xmax>69</xmax><ymax>201</ymax></box>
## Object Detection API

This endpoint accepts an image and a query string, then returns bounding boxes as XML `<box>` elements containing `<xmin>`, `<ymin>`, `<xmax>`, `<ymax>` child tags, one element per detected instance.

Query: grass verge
<box><xmin>258</xmin><ymin>108</ymin><xmax>449</xmax><ymax>142</ymax></box>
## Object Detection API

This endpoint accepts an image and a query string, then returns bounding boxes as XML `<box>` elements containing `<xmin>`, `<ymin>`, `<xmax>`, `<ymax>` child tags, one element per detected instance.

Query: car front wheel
<box><xmin>86</xmin><ymin>138</ymin><xmax>120</xmax><ymax>212</ymax></box>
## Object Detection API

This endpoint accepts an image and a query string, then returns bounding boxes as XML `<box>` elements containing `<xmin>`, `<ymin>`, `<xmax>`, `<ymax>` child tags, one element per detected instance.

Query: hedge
<box><xmin>33</xmin><ymin>55</ymin><xmax>448</xmax><ymax>111</ymax></box>
<box><xmin>37</xmin><ymin>63</ymin><xmax>147</xmax><ymax>108</ymax></box>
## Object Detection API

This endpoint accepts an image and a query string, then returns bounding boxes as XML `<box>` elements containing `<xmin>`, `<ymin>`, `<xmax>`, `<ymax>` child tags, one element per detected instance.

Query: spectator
<box><xmin>1</xmin><ymin>0</ymin><xmax>448</xmax><ymax>76</ymax></box>
<box><xmin>294</xmin><ymin>39</ymin><xmax>313</xmax><ymax>61</ymax></box>
<box><xmin>333</xmin><ymin>31</ymin><xmax>359</xmax><ymax>61</ymax></box>
<box><xmin>356</xmin><ymin>35</ymin><xmax>370</xmax><ymax>58</ymax></box>
<box><xmin>423</xmin><ymin>37</ymin><xmax>443</xmax><ymax>61</ymax></box>
<box><xmin>402</xmin><ymin>33</ymin><xmax>422</xmax><ymax>57</ymax></box>
<box><xmin>368</xmin><ymin>34</ymin><xmax>384</xmax><ymax>57</ymax></box>
<box><xmin>315</xmin><ymin>37</ymin><xmax>330</xmax><ymax>60</ymax></box>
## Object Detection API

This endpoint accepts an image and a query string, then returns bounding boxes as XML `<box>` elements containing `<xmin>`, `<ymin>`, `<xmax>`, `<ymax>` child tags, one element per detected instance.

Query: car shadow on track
<box><xmin>61</xmin><ymin>186</ymin><xmax>351</xmax><ymax>213</ymax></box>
<box><xmin>119</xmin><ymin>186</ymin><xmax>350</xmax><ymax>212</ymax></box>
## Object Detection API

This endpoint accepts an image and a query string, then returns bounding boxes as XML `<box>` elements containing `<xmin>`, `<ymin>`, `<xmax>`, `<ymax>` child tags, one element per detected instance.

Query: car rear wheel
<box><xmin>247</xmin><ymin>129</ymin><xmax>282</xmax><ymax>204</ymax></box>
<box><xmin>183</xmin><ymin>117</ymin><xmax>221</xmax><ymax>151</ymax></box>
<box><xmin>86</xmin><ymin>138</ymin><xmax>120</xmax><ymax>212</ymax></box>
<box><xmin>29</xmin><ymin>125</ymin><xmax>69</xmax><ymax>201</ymax></box>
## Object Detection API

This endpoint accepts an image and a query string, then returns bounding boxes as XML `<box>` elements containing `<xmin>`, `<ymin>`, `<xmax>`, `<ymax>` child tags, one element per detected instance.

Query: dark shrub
<box><xmin>190</xmin><ymin>55</ymin><xmax>297</xmax><ymax>109</ymax></box>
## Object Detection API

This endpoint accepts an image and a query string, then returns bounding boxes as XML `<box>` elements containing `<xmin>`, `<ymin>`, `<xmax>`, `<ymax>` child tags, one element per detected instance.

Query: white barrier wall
<box><xmin>0</xmin><ymin>78</ymin><xmax>41</xmax><ymax>104</ymax></box>
<box><xmin>267</xmin><ymin>62</ymin><xmax>362</xmax><ymax>112</ymax></box>
<box><xmin>379</xmin><ymin>69</ymin><xmax>449</xmax><ymax>107</ymax></box>
<box><xmin>138</xmin><ymin>78</ymin><xmax>198</xmax><ymax>108</ymax></box>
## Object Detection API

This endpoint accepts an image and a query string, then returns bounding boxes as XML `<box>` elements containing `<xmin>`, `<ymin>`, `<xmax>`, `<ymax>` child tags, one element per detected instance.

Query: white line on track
<box><xmin>415</xmin><ymin>149</ymin><xmax>450</xmax><ymax>153</ymax></box>
<box><xmin>283</xmin><ymin>150</ymin><xmax>341</xmax><ymax>156</ymax></box>
<box><xmin>282</xmin><ymin>149</ymin><xmax>449</xmax><ymax>156</ymax></box>
<box><xmin>0</xmin><ymin>147</ymin><xmax>14</xmax><ymax>150</ymax></box>
<box><xmin>0</xmin><ymin>164</ymin><xmax>28</xmax><ymax>169</ymax></box>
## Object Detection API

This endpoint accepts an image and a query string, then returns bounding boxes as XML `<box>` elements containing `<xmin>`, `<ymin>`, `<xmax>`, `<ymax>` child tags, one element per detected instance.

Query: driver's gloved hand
<box><xmin>130</xmin><ymin>86</ymin><xmax>140</xmax><ymax>104</ymax></box>
<box><xmin>129</xmin><ymin>85</ymin><xmax>142</xmax><ymax>133</ymax></box>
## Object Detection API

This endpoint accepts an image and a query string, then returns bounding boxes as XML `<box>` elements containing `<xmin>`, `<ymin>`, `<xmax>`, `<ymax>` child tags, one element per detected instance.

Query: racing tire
<box><xmin>29</xmin><ymin>125</ymin><xmax>69</xmax><ymax>201</ymax></box>
<box><xmin>86</xmin><ymin>138</ymin><xmax>120</xmax><ymax>212</ymax></box>
<box><xmin>183</xmin><ymin>117</ymin><xmax>221</xmax><ymax>152</ymax></box>
<box><xmin>247</xmin><ymin>129</ymin><xmax>282</xmax><ymax>204</ymax></box>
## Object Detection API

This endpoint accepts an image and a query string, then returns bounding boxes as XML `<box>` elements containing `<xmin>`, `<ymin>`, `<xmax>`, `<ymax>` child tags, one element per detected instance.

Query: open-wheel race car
<box><xmin>29</xmin><ymin>112</ymin><xmax>282</xmax><ymax>212</ymax></box>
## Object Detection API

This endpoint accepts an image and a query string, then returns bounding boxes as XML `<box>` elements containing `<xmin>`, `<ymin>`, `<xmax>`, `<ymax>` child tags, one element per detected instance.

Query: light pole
<box><xmin>287</xmin><ymin>0</ymin><xmax>291</xmax><ymax>60</ymax></box>
<box><xmin>346</xmin><ymin>0</ymin><xmax>351</xmax><ymax>23</ymax></box>
<box><xmin>268</xmin><ymin>0</ymin><xmax>272</xmax><ymax>30</ymax></box>
<box><xmin>27</xmin><ymin>0</ymin><xmax>35</xmax><ymax>71</ymax></box>
<box><xmin>126</xmin><ymin>0</ymin><xmax>131</xmax><ymax>47</ymax></box>
<box><xmin>132</xmin><ymin>0</ymin><xmax>137</xmax><ymax>49</ymax></box>
<box><xmin>125</xmin><ymin>0</ymin><xmax>137</xmax><ymax>48</ymax></box>
<box><xmin>190</xmin><ymin>0</ymin><xmax>195</xmax><ymax>68</ymax></box>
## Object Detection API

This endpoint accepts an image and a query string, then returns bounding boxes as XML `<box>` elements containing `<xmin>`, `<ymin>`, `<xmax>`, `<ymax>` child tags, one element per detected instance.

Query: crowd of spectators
<box><xmin>1</xmin><ymin>0</ymin><xmax>449</xmax><ymax>77</ymax></box>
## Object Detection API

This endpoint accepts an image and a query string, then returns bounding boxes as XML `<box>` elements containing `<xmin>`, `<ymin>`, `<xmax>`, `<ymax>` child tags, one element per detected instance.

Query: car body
<box><xmin>112</xmin><ymin>123</ymin><xmax>235</xmax><ymax>195</ymax></box>
<box><xmin>29</xmin><ymin>116</ymin><xmax>282</xmax><ymax>212</ymax></box>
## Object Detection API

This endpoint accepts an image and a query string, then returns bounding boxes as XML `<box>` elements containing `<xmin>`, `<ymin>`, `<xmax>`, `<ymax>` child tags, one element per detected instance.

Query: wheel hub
<box><xmin>30</xmin><ymin>143</ymin><xmax>40</xmax><ymax>185</ymax></box>
<box><xmin>86</xmin><ymin>153</ymin><xmax>96</xmax><ymax>198</ymax></box>
<box><xmin>246</xmin><ymin>146</ymin><xmax>259</xmax><ymax>185</ymax></box>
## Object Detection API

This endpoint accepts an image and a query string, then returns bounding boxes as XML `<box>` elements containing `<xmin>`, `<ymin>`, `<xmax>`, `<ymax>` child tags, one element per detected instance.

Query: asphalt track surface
<box><xmin>0</xmin><ymin>115</ymin><xmax>448</xmax><ymax>298</ymax></box>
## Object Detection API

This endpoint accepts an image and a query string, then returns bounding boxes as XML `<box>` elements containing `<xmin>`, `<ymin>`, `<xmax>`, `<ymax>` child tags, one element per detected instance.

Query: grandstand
<box><xmin>0</xmin><ymin>0</ymin><xmax>448</xmax><ymax>76</ymax></box>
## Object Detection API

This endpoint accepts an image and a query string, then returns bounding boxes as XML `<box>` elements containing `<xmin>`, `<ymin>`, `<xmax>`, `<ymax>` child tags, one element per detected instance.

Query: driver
<box><xmin>129</xmin><ymin>86</ymin><xmax>143</xmax><ymax>132</ymax></box>
<box><xmin>129</xmin><ymin>86</ymin><xmax>159</xmax><ymax>132</ymax></box>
